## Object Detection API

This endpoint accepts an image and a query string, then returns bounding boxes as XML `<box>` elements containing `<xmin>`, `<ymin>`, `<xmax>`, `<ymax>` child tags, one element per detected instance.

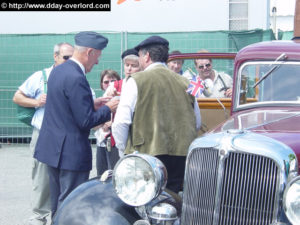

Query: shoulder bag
<box><xmin>16</xmin><ymin>69</ymin><xmax>47</xmax><ymax>126</ymax></box>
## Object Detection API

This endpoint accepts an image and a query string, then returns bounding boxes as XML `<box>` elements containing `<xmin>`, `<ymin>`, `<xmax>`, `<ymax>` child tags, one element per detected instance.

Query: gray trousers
<box><xmin>29</xmin><ymin>128</ymin><xmax>51</xmax><ymax>224</ymax></box>
<box><xmin>47</xmin><ymin>166</ymin><xmax>90</xmax><ymax>217</ymax></box>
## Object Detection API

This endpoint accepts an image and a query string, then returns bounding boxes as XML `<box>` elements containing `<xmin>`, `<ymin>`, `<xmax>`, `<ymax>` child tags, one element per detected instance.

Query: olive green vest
<box><xmin>125</xmin><ymin>65</ymin><xmax>197</xmax><ymax>156</ymax></box>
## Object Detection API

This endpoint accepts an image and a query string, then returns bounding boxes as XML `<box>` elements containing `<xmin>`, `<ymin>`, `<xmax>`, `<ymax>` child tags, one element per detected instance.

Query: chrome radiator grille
<box><xmin>181</xmin><ymin>148</ymin><xmax>279</xmax><ymax>225</ymax></box>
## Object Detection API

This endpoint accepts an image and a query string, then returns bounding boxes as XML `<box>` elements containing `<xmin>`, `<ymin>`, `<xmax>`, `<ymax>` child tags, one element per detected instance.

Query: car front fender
<box><xmin>52</xmin><ymin>177</ymin><xmax>140</xmax><ymax>225</ymax></box>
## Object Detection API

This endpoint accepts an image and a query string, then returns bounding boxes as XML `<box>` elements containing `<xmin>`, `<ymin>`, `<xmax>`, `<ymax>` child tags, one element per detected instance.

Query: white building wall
<box><xmin>270</xmin><ymin>0</ymin><xmax>295</xmax><ymax>31</ymax></box>
<box><xmin>0</xmin><ymin>0</ymin><xmax>228</xmax><ymax>34</ymax></box>
<box><xmin>275</xmin><ymin>16</ymin><xmax>294</xmax><ymax>31</ymax></box>
<box><xmin>248</xmin><ymin>0</ymin><xmax>269</xmax><ymax>30</ymax></box>
<box><xmin>0</xmin><ymin>0</ymin><xmax>291</xmax><ymax>34</ymax></box>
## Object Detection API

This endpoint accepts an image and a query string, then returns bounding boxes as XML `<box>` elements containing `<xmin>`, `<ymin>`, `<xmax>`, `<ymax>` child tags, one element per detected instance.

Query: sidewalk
<box><xmin>0</xmin><ymin>144</ymin><xmax>97</xmax><ymax>225</ymax></box>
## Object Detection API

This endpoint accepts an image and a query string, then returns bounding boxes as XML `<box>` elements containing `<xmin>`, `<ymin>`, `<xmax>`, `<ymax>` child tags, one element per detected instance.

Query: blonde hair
<box><xmin>123</xmin><ymin>55</ymin><xmax>139</xmax><ymax>64</ymax></box>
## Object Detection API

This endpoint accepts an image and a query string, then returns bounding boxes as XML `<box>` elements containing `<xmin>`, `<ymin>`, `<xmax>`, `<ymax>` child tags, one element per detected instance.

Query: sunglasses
<box><xmin>198</xmin><ymin>63</ymin><xmax>211</xmax><ymax>69</ymax></box>
<box><xmin>62</xmin><ymin>55</ymin><xmax>71</xmax><ymax>60</ymax></box>
<box><xmin>103</xmin><ymin>80</ymin><xmax>116</xmax><ymax>84</ymax></box>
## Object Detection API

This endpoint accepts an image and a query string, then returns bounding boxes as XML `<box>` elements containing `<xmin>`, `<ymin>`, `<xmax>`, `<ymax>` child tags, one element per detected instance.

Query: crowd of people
<box><xmin>13</xmin><ymin>31</ymin><xmax>232</xmax><ymax>225</ymax></box>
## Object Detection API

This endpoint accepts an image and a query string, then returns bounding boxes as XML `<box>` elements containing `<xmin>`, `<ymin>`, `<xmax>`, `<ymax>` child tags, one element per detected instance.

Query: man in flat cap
<box><xmin>112</xmin><ymin>36</ymin><xmax>201</xmax><ymax>193</ymax></box>
<box><xmin>34</xmin><ymin>31</ymin><xmax>119</xmax><ymax>218</ymax></box>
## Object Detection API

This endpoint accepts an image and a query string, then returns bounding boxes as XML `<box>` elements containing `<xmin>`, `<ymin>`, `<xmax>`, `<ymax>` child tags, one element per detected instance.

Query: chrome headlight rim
<box><xmin>148</xmin><ymin>202</ymin><xmax>178</xmax><ymax>221</ymax></box>
<box><xmin>283</xmin><ymin>176</ymin><xmax>300</xmax><ymax>225</ymax></box>
<box><xmin>112</xmin><ymin>153</ymin><xmax>167</xmax><ymax>207</ymax></box>
<box><xmin>135</xmin><ymin>191</ymin><xmax>178</xmax><ymax>220</ymax></box>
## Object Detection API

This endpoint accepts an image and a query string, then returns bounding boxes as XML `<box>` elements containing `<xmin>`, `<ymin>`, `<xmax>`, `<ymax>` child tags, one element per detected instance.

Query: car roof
<box><xmin>235</xmin><ymin>40</ymin><xmax>300</xmax><ymax>64</ymax></box>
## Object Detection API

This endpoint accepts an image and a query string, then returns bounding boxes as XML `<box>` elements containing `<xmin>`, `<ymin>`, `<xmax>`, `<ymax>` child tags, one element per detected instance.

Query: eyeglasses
<box><xmin>103</xmin><ymin>80</ymin><xmax>116</xmax><ymax>84</ymax></box>
<box><xmin>198</xmin><ymin>63</ymin><xmax>211</xmax><ymax>69</ymax></box>
<box><xmin>62</xmin><ymin>55</ymin><xmax>71</xmax><ymax>60</ymax></box>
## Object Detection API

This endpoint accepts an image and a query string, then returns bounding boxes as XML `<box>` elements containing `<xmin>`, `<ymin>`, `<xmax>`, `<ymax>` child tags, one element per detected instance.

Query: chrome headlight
<box><xmin>283</xmin><ymin>176</ymin><xmax>300</xmax><ymax>225</ymax></box>
<box><xmin>113</xmin><ymin>153</ymin><xmax>167</xmax><ymax>206</ymax></box>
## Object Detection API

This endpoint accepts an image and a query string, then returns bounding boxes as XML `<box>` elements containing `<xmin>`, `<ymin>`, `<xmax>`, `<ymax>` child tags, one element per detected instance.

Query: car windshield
<box><xmin>236</xmin><ymin>62</ymin><xmax>300</xmax><ymax>108</ymax></box>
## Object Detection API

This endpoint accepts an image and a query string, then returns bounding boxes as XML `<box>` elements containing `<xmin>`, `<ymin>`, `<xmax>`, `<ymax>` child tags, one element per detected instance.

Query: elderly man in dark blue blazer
<box><xmin>34</xmin><ymin>31</ymin><xmax>119</xmax><ymax>217</ymax></box>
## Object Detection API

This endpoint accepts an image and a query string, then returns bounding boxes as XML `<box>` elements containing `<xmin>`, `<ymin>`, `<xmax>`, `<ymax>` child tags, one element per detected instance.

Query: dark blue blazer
<box><xmin>34</xmin><ymin>60</ymin><xmax>111</xmax><ymax>172</ymax></box>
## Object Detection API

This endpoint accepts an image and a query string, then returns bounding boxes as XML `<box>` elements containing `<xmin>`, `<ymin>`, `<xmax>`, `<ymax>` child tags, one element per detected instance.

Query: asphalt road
<box><xmin>0</xmin><ymin>143</ymin><xmax>97</xmax><ymax>225</ymax></box>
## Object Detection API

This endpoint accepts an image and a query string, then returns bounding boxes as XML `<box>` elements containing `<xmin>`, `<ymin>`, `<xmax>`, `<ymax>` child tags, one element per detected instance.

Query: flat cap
<box><xmin>121</xmin><ymin>48</ymin><xmax>139</xmax><ymax>59</ymax></box>
<box><xmin>75</xmin><ymin>31</ymin><xmax>108</xmax><ymax>50</ymax></box>
<box><xmin>134</xmin><ymin>35</ymin><xmax>169</xmax><ymax>51</ymax></box>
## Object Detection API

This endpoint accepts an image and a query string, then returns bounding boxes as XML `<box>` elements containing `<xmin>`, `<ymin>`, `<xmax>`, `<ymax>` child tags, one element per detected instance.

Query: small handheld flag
<box><xmin>186</xmin><ymin>76</ymin><xmax>204</xmax><ymax>98</ymax></box>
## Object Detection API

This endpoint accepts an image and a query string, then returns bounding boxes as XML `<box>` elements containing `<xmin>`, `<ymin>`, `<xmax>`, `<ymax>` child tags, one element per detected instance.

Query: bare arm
<box><xmin>13</xmin><ymin>90</ymin><xmax>46</xmax><ymax>108</ymax></box>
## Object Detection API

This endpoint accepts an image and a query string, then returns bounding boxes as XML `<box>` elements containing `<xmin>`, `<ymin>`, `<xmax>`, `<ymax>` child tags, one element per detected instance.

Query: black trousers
<box><xmin>155</xmin><ymin>155</ymin><xmax>186</xmax><ymax>193</ymax></box>
<box><xmin>96</xmin><ymin>146</ymin><xmax>120</xmax><ymax>176</ymax></box>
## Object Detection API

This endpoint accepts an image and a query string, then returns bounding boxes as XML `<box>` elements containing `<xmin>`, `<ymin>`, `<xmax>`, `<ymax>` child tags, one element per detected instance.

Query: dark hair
<box><xmin>140</xmin><ymin>44</ymin><xmax>169</xmax><ymax>63</ymax></box>
<box><xmin>169</xmin><ymin>50</ymin><xmax>184</xmax><ymax>63</ymax></box>
<box><xmin>170</xmin><ymin>50</ymin><xmax>182</xmax><ymax>55</ymax></box>
<box><xmin>100</xmin><ymin>69</ymin><xmax>121</xmax><ymax>90</ymax></box>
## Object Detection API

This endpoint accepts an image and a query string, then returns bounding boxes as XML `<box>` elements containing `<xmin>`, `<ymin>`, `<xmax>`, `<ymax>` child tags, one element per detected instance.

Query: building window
<box><xmin>229</xmin><ymin>0</ymin><xmax>248</xmax><ymax>30</ymax></box>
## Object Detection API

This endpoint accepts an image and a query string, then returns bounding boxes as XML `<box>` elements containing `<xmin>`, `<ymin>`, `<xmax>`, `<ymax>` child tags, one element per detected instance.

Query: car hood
<box><xmin>211</xmin><ymin>108</ymin><xmax>300</xmax><ymax>161</ymax></box>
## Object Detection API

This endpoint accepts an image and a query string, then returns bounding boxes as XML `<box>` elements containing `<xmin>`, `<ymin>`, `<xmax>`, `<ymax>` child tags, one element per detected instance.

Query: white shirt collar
<box><xmin>70</xmin><ymin>58</ymin><xmax>85</xmax><ymax>75</ymax></box>
<box><xmin>144</xmin><ymin>62</ymin><xmax>167</xmax><ymax>71</ymax></box>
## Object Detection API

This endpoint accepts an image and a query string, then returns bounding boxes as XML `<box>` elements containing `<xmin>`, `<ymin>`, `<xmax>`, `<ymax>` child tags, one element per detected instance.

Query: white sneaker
<box><xmin>27</xmin><ymin>218</ymin><xmax>47</xmax><ymax>225</ymax></box>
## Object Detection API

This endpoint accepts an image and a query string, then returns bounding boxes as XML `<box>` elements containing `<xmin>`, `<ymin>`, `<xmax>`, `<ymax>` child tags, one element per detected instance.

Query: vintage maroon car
<box><xmin>211</xmin><ymin>40</ymin><xmax>300</xmax><ymax>164</ymax></box>
<box><xmin>180</xmin><ymin>40</ymin><xmax>300</xmax><ymax>225</ymax></box>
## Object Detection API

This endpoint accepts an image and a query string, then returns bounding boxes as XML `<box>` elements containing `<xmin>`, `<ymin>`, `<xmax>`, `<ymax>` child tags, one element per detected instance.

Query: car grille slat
<box><xmin>181</xmin><ymin>148</ymin><xmax>279</xmax><ymax>225</ymax></box>
<box><xmin>181</xmin><ymin>148</ymin><xmax>219</xmax><ymax>225</ymax></box>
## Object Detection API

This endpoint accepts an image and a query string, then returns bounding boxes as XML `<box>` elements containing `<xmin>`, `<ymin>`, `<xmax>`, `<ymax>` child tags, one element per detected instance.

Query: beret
<box><xmin>134</xmin><ymin>36</ymin><xmax>169</xmax><ymax>51</ymax></box>
<box><xmin>75</xmin><ymin>31</ymin><xmax>108</xmax><ymax>50</ymax></box>
<box><xmin>121</xmin><ymin>48</ymin><xmax>139</xmax><ymax>59</ymax></box>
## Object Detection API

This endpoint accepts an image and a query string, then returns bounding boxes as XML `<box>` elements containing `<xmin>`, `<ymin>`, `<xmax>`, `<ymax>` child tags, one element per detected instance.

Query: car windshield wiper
<box><xmin>252</xmin><ymin>53</ymin><xmax>287</xmax><ymax>88</ymax></box>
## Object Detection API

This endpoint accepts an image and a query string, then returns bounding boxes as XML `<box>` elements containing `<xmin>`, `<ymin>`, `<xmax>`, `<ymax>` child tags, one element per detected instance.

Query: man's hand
<box><xmin>224</xmin><ymin>88</ymin><xmax>232</xmax><ymax>97</ymax></box>
<box><xmin>94</xmin><ymin>96</ymin><xmax>112</xmax><ymax>110</ymax></box>
<box><xmin>106</xmin><ymin>86</ymin><xmax>121</xmax><ymax>97</ymax></box>
<box><xmin>102</xmin><ymin>121</ymin><xmax>112</xmax><ymax>132</ymax></box>
<box><xmin>37</xmin><ymin>93</ymin><xmax>47</xmax><ymax>107</ymax></box>
<box><xmin>105</xmin><ymin>98</ymin><xmax>119</xmax><ymax>113</ymax></box>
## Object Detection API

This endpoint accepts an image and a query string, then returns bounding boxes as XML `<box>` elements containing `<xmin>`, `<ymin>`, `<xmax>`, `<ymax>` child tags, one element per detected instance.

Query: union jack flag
<box><xmin>186</xmin><ymin>76</ymin><xmax>204</xmax><ymax>98</ymax></box>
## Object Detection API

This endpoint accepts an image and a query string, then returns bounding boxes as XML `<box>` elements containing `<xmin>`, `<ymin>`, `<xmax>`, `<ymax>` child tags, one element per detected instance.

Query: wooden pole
<box><xmin>294</xmin><ymin>0</ymin><xmax>300</xmax><ymax>38</ymax></box>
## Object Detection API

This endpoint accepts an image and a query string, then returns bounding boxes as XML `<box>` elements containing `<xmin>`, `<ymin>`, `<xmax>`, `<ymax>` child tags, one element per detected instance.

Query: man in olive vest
<box><xmin>112</xmin><ymin>36</ymin><xmax>201</xmax><ymax>193</ymax></box>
